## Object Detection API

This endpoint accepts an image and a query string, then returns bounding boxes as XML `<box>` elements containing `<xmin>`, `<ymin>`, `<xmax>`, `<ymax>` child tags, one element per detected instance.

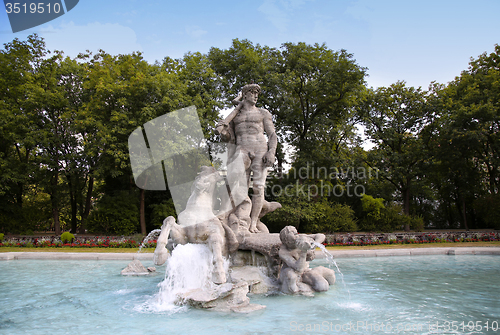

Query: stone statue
<box><xmin>216</xmin><ymin>83</ymin><xmax>278</xmax><ymax>234</ymax></box>
<box><xmin>148</xmin><ymin>84</ymin><xmax>337</xmax><ymax>313</ymax></box>
<box><xmin>131</xmin><ymin>88</ymin><xmax>339</xmax><ymax>312</ymax></box>
<box><xmin>278</xmin><ymin>226</ymin><xmax>336</xmax><ymax>294</ymax></box>
<box><xmin>154</xmin><ymin>166</ymin><xmax>238</xmax><ymax>284</ymax></box>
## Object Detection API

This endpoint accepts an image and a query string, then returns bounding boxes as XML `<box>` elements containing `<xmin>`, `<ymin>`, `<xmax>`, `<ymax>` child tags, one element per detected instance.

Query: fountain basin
<box><xmin>1</xmin><ymin>253</ymin><xmax>499</xmax><ymax>334</ymax></box>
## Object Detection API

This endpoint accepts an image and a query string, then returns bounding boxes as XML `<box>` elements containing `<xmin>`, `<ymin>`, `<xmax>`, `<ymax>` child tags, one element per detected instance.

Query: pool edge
<box><xmin>0</xmin><ymin>252</ymin><xmax>154</xmax><ymax>261</ymax></box>
<box><xmin>323</xmin><ymin>247</ymin><xmax>500</xmax><ymax>258</ymax></box>
<box><xmin>1</xmin><ymin>247</ymin><xmax>500</xmax><ymax>261</ymax></box>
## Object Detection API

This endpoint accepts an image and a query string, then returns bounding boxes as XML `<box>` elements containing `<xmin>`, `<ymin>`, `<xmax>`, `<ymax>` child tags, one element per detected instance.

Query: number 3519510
<box><xmin>5</xmin><ymin>2</ymin><xmax>62</xmax><ymax>14</ymax></box>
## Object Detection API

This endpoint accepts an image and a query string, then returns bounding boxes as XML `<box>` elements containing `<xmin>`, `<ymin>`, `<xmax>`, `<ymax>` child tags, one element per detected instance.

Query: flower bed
<box><xmin>323</xmin><ymin>231</ymin><xmax>500</xmax><ymax>247</ymax></box>
<box><xmin>1</xmin><ymin>231</ymin><xmax>498</xmax><ymax>249</ymax></box>
<box><xmin>0</xmin><ymin>236</ymin><xmax>157</xmax><ymax>249</ymax></box>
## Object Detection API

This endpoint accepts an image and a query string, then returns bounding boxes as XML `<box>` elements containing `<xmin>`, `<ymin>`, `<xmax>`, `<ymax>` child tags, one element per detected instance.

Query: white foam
<box><xmin>114</xmin><ymin>288</ymin><xmax>136</xmax><ymax>295</ymax></box>
<box><xmin>134</xmin><ymin>244</ymin><xmax>226</xmax><ymax>314</ymax></box>
<box><xmin>337</xmin><ymin>301</ymin><xmax>369</xmax><ymax>311</ymax></box>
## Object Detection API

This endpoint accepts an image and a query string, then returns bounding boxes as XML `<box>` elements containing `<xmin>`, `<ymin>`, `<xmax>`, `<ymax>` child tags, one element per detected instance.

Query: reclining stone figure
<box><xmin>278</xmin><ymin>226</ymin><xmax>336</xmax><ymax>294</ymax></box>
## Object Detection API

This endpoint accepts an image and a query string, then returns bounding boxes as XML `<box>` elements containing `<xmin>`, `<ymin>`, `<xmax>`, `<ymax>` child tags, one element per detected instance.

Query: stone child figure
<box><xmin>216</xmin><ymin>84</ymin><xmax>278</xmax><ymax>234</ymax></box>
<box><xmin>278</xmin><ymin>226</ymin><xmax>336</xmax><ymax>294</ymax></box>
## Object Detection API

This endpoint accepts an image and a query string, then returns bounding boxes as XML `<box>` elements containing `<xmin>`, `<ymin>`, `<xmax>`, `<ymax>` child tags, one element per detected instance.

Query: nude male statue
<box><xmin>216</xmin><ymin>84</ymin><xmax>278</xmax><ymax>234</ymax></box>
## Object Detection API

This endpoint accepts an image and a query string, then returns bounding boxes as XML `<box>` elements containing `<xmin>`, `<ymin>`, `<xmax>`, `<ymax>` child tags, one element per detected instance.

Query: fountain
<box><xmin>125</xmin><ymin>83</ymin><xmax>339</xmax><ymax>312</ymax></box>
<box><xmin>2</xmin><ymin>84</ymin><xmax>500</xmax><ymax>333</ymax></box>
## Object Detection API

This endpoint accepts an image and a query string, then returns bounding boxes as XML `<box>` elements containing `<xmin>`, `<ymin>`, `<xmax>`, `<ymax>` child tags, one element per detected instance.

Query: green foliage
<box><xmin>379</xmin><ymin>204</ymin><xmax>407</xmax><ymax>232</ymax></box>
<box><xmin>409</xmin><ymin>215</ymin><xmax>425</xmax><ymax>232</ymax></box>
<box><xmin>361</xmin><ymin>194</ymin><xmax>385</xmax><ymax>217</ymax></box>
<box><xmin>359</xmin><ymin>194</ymin><xmax>387</xmax><ymax>231</ymax></box>
<box><xmin>0</xmin><ymin>34</ymin><xmax>57</xmax><ymax>234</ymax></box>
<box><xmin>149</xmin><ymin>199</ymin><xmax>177</xmax><ymax>228</ymax></box>
<box><xmin>0</xmin><ymin>233</ymin><xmax>4</xmax><ymax>241</ymax></box>
<box><xmin>429</xmin><ymin>45</ymin><xmax>500</xmax><ymax>229</ymax></box>
<box><xmin>0</xmin><ymin>206</ymin><xmax>23</xmax><ymax>234</ymax></box>
<box><xmin>301</xmin><ymin>202</ymin><xmax>357</xmax><ymax>233</ymax></box>
<box><xmin>1</xmin><ymin>34</ymin><xmax>499</xmax><ymax>234</ymax></box>
<box><xmin>87</xmin><ymin>191</ymin><xmax>139</xmax><ymax>235</ymax></box>
<box><xmin>261</xmin><ymin>183</ymin><xmax>357</xmax><ymax>233</ymax></box>
<box><xmin>208</xmin><ymin>39</ymin><xmax>366</xmax><ymax>168</ymax></box>
<box><xmin>273</xmin><ymin>42</ymin><xmax>367</xmax><ymax>165</ymax></box>
<box><xmin>358</xmin><ymin>195</ymin><xmax>425</xmax><ymax>232</ymax></box>
<box><xmin>261</xmin><ymin>191</ymin><xmax>304</xmax><ymax>233</ymax></box>
<box><xmin>360</xmin><ymin>82</ymin><xmax>436</xmax><ymax>230</ymax></box>
<box><xmin>60</xmin><ymin>232</ymin><xmax>75</xmax><ymax>243</ymax></box>
<box><xmin>474</xmin><ymin>194</ymin><xmax>500</xmax><ymax>229</ymax></box>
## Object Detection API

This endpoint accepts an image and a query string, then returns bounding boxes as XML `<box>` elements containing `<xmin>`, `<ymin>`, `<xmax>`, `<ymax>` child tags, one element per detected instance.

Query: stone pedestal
<box><xmin>230</xmin><ymin>266</ymin><xmax>278</xmax><ymax>294</ymax></box>
<box><xmin>178</xmin><ymin>281</ymin><xmax>266</xmax><ymax>313</ymax></box>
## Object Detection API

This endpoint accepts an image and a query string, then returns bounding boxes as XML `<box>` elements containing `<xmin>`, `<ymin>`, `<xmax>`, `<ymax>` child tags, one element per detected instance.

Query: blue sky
<box><xmin>1</xmin><ymin>0</ymin><xmax>499</xmax><ymax>89</ymax></box>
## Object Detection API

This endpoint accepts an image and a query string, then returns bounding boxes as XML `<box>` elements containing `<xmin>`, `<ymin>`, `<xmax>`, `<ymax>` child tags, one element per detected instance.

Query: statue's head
<box><xmin>242</xmin><ymin>83</ymin><xmax>261</xmax><ymax>95</ymax></box>
<box><xmin>241</xmin><ymin>83</ymin><xmax>261</xmax><ymax>105</ymax></box>
<box><xmin>280</xmin><ymin>225</ymin><xmax>298</xmax><ymax>249</ymax></box>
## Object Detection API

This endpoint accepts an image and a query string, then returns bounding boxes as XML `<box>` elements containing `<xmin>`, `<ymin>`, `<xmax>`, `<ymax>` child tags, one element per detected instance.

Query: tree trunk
<box><xmin>51</xmin><ymin>170</ymin><xmax>61</xmax><ymax>235</ymax></box>
<box><xmin>79</xmin><ymin>175</ymin><xmax>94</xmax><ymax>234</ymax></box>
<box><xmin>51</xmin><ymin>202</ymin><xmax>61</xmax><ymax>235</ymax></box>
<box><xmin>276</xmin><ymin>142</ymin><xmax>284</xmax><ymax>179</ymax></box>
<box><xmin>447</xmin><ymin>201</ymin><xmax>454</xmax><ymax>229</ymax></box>
<box><xmin>461</xmin><ymin>197</ymin><xmax>469</xmax><ymax>231</ymax></box>
<box><xmin>402</xmin><ymin>186</ymin><xmax>411</xmax><ymax>231</ymax></box>
<box><xmin>67</xmin><ymin>173</ymin><xmax>78</xmax><ymax>234</ymax></box>
<box><xmin>16</xmin><ymin>182</ymin><xmax>23</xmax><ymax>207</ymax></box>
<box><xmin>140</xmin><ymin>188</ymin><xmax>147</xmax><ymax>235</ymax></box>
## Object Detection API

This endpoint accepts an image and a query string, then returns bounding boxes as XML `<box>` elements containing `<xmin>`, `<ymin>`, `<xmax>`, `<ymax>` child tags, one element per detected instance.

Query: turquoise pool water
<box><xmin>1</xmin><ymin>255</ymin><xmax>499</xmax><ymax>334</ymax></box>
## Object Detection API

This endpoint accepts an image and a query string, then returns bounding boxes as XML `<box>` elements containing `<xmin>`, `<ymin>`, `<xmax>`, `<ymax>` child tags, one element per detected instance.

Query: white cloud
<box><xmin>39</xmin><ymin>21</ymin><xmax>142</xmax><ymax>57</ymax></box>
<box><xmin>258</xmin><ymin>0</ymin><xmax>288</xmax><ymax>32</ymax></box>
<box><xmin>258</xmin><ymin>0</ymin><xmax>312</xmax><ymax>33</ymax></box>
<box><xmin>185</xmin><ymin>25</ymin><xmax>207</xmax><ymax>39</ymax></box>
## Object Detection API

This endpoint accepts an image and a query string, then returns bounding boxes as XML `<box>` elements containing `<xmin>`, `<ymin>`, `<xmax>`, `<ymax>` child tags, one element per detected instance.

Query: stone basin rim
<box><xmin>1</xmin><ymin>247</ymin><xmax>500</xmax><ymax>261</ymax></box>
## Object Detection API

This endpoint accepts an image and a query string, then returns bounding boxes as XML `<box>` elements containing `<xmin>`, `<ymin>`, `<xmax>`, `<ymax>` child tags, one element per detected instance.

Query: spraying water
<box><xmin>313</xmin><ymin>241</ymin><xmax>351</xmax><ymax>300</ymax></box>
<box><xmin>135</xmin><ymin>244</ymin><xmax>226</xmax><ymax>314</ymax></box>
<box><xmin>138</xmin><ymin>229</ymin><xmax>161</xmax><ymax>253</ymax></box>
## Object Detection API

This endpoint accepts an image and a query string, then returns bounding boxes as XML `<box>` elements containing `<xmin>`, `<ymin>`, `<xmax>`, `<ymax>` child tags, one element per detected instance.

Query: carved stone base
<box><xmin>230</xmin><ymin>265</ymin><xmax>279</xmax><ymax>294</ymax></box>
<box><xmin>178</xmin><ymin>281</ymin><xmax>266</xmax><ymax>313</ymax></box>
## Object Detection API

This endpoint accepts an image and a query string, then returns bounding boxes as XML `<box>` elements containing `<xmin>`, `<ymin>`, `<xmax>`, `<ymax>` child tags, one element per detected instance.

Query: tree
<box><xmin>81</xmin><ymin>51</ymin><xmax>164</xmax><ymax>235</ymax></box>
<box><xmin>272</xmin><ymin>42</ymin><xmax>366</xmax><ymax>165</ymax></box>
<box><xmin>361</xmin><ymin>82</ymin><xmax>436</xmax><ymax>230</ymax></box>
<box><xmin>0</xmin><ymin>35</ymin><xmax>70</xmax><ymax>234</ymax></box>
<box><xmin>445</xmin><ymin>45</ymin><xmax>500</xmax><ymax>195</ymax></box>
<box><xmin>82</xmin><ymin>50</ymin><xmax>221</xmax><ymax>235</ymax></box>
<box><xmin>431</xmin><ymin>45</ymin><xmax>500</xmax><ymax>229</ymax></box>
<box><xmin>208</xmin><ymin>39</ymin><xmax>278</xmax><ymax>108</ymax></box>
<box><xmin>209</xmin><ymin>39</ymin><xmax>367</xmax><ymax>176</ymax></box>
